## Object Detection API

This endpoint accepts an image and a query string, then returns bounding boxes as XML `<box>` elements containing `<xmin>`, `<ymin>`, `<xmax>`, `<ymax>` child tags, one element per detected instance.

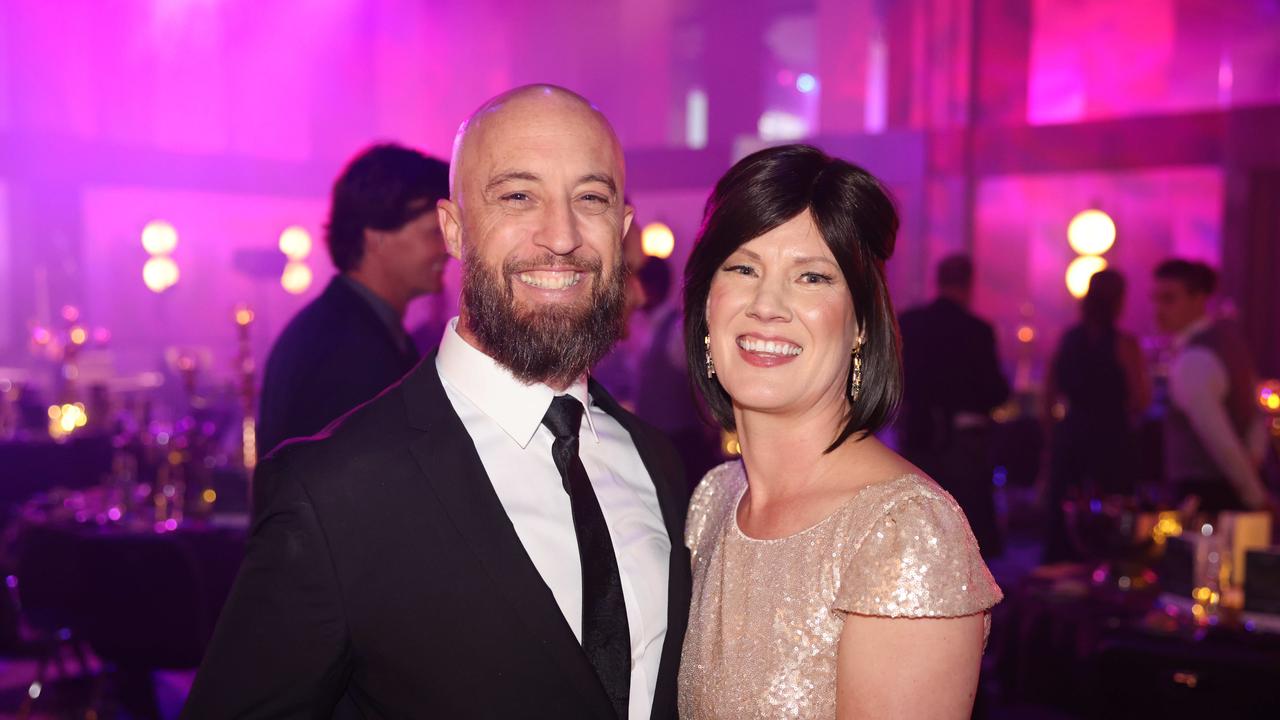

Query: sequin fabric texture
<box><xmin>677</xmin><ymin>461</ymin><xmax>1003</xmax><ymax>719</ymax></box>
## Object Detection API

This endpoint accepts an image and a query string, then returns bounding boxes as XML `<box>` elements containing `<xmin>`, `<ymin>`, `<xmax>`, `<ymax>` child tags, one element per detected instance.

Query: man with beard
<box><xmin>182</xmin><ymin>85</ymin><xmax>690</xmax><ymax>720</ymax></box>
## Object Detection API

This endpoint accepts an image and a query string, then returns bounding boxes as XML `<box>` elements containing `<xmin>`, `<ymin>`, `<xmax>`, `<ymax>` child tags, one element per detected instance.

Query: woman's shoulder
<box><xmin>833</xmin><ymin>471</ymin><xmax>1003</xmax><ymax>618</ymax></box>
<box><xmin>684</xmin><ymin>460</ymin><xmax>746</xmax><ymax>553</ymax></box>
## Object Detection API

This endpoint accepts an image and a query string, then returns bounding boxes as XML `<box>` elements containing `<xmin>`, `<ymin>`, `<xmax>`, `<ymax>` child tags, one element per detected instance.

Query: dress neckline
<box><xmin>729</xmin><ymin>464</ymin><xmax>920</xmax><ymax>544</ymax></box>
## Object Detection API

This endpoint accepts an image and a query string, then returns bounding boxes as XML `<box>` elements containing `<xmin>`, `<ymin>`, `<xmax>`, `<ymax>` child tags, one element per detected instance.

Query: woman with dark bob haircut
<box><xmin>678</xmin><ymin>145</ymin><xmax>1002</xmax><ymax>719</ymax></box>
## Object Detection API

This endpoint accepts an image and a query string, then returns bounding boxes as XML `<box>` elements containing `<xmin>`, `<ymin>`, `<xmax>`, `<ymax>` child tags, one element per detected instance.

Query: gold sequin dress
<box><xmin>678</xmin><ymin>461</ymin><xmax>1003</xmax><ymax>719</ymax></box>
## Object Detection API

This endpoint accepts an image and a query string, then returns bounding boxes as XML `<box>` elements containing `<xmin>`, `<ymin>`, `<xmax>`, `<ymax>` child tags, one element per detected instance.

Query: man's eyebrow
<box><xmin>485</xmin><ymin>171</ymin><xmax>540</xmax><ymax>192</ymax></box>
<box><xmin>578</xmin><ymin>173</ymin><xmax>617</xmax><ymax>195</ymax></box>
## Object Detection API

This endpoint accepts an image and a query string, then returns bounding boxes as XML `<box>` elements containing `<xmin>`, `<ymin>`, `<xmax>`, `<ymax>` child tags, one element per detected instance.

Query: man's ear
<box><xmin>622</xmin><ymin>203</ymin><xmax>635</xmax><ymax>240</ymax></box>
<box><xmin>438</xmin><ymin>198</ymin><xmax>464</xmax><ymax>260</ymax></box>
<box><xmin>361</xmin><ymin>227</ymin><xmax>383</xmax><ymax>261</ymax></box>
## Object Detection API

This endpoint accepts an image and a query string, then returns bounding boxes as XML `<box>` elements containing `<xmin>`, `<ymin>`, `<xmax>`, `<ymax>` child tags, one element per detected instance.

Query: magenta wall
<box><xmin>2</xmin><ymin>0</ymin><xmax>1278</xmax><ymax>385</ymax></box>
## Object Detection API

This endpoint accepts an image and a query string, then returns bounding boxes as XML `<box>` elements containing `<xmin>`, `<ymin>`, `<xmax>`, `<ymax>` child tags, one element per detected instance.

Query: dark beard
<box><xmin>461</xmin><ymin>249</ymin><xmax>628</xmax><ymax>388</ymax></box>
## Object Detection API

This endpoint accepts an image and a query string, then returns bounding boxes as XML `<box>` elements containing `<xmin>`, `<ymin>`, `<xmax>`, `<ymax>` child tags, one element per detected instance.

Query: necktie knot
<box><xmin>542</xmin><ymin>395</ymin><xmax>584</xmax><ymax>442</ymax></box>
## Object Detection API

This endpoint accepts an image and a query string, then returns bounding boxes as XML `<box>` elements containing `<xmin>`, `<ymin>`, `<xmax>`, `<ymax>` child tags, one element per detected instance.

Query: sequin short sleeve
<box><xmin>833</xmin><ymin>489</ymin><xmax>1003</xmax><ymax>618</ymax></box>
<box><xmin>685</xmin><ymin>461</ymin><xmax>742</xmax><ymax>559</ymax></box>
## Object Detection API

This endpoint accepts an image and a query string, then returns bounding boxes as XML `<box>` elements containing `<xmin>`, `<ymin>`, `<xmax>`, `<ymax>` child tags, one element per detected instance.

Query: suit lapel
<box><xmin>403</xmin><ymin>357</ymin><xmax>615</xmax><ymax>717</ymax></box>
<box><xmin>589</xmin><ymin>380</ymin><xmax>692</xmax><ymax>720</ymax></box>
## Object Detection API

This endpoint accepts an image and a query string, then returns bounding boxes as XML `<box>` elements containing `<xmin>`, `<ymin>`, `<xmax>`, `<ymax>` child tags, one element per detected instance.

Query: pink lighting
<box><xmin>0</xmin><ymin>4</ymin><xmax>1276</xmax><ymax>716</ymax></box>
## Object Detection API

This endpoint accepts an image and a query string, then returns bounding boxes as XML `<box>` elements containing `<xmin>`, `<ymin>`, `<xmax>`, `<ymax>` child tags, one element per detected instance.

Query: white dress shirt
<box><xmin>436</xmin><ymin>318</ymin><xmax>670</xmax><ymax>720</ymax></box>
<box><xmin>1168</xmin><ymin>316</ymin><xmax>1269</xmax><ymax>507</ymax></box>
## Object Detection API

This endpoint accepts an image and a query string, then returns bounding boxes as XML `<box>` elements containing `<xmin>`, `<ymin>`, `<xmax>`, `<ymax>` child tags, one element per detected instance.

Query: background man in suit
<box><xmin>183</xmin><ymin>85</ymin><xmax>690</xmax><ymax>719</ymax></box>
<box><xmin>256</xmin><ymin>143</ymin><xmax>450</xmax><ymax>460</ymax></box>
<box><xmin>898</xmin><ymin>254</ymin><xmax>1010</xmax><ymax>557</ymax></box>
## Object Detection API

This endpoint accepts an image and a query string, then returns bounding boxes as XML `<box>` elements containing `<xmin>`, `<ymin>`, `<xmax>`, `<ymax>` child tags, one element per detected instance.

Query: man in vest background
<box><xmin>1154</xmin><ymin>259</ymin><xmax>1275</xmax><ymax>513</ymax></box>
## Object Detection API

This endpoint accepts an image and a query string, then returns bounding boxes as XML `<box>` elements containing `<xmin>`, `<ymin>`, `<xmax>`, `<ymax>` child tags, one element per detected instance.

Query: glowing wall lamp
<box><xmin>1066</xmin><ymin>255</ymin><xmax>1108</xmax><ymax>300</ymax></box>
<box><xmin>278</xmin><ymin>225</ymin><xmax>313</xmax><ymax>261</ymax></box>
<box><xmin>279</xmin><ymin>225</ymin><xmax>314</xmax><ymax>294</ymax></box>
<box><xmin>281</xmin><ymin>261</ymin><xmax>313</xmax><ymax>295</ymax></box>
<box><xmin>1064</xmin><ymin>208</ymin><xmax>1115</xmax><ymax>299</ymax></box>
<box><xmin>141</xmin><ymin>220</ymin><xmax>179</xmax><ymax>256</ymax></box>
<box><xmin>641</xmin><ymin>222</ymin><xmax>675</xmax><ymax>260</ymax></box>
<box><xmin>1067</xmin><ymin>209</ymin><xmax>1116</xmax><ymax>256</ymax></box>
<box><xmin>143</xmin><ymin>256</ymin><xmax>180</xmax><ymax>293</ymax></box>
<box><xmin>141</xmin><ymin>220</ymin><xmax>180</xmax><ymax>293</ymax></box>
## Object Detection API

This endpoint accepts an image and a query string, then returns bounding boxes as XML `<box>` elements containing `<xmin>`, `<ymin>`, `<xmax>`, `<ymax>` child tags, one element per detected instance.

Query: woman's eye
<box><xmin>800</xmin><ymin>272</ymin><xmax>834</xmax><ymax>284</ymax></box>
<box><xmin>722</xmin><ymin>264</ymin><xmax>757</xmax><ymax>277</ymax></box>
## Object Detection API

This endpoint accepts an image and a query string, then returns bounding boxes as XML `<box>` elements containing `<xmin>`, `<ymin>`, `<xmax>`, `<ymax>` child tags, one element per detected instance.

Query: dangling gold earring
<box><xmin>850</xmin><ymin>343</ymin><xmax>863</xmax><ymax>401</ymax></box>
<box><xmin>705</xmin><ymin>334</ymin><xmax>716</xmax><ymax>378</ymax></box>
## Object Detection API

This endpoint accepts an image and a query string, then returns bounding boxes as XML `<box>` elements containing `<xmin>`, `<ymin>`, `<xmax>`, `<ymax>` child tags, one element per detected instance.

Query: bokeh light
<box><xmin>281</xmin><ymin>260</ymin><xmax>313</xmax><ymax>294</ymax></box>
<box><xmin>48</xmin><ymin>403</ymin><xmax>88</xmax><ymax>440</ymax></box>
<box><xmin>141</xmin><ymin>220</ymin><xmax>179</xmax><ymax>256</ymax></box>
<box><xmin>796</xmin><ymin>73</ymin><xmax>817</xmax><ymax>93</ymax></box>
<box><xmin>143</xmin><ymin>256</ymin><xmax>180</xmax><ymax>293</ymax></box>
<box><xmin>69</xmin><ymin>327</ymin><xmax>87</xmax><ymax>345</ymax></box>
<box><xmin>1067</xmin><ymin>209</ymin><xmax>1116</xmax><ymax>256</ymax></box>
<box><xmin>1066</xmin><ymin>255</ymin><xmax>1108</xmax><ymax>299</ymax></box>
<box><xmin>1259</xmin><ymin>379</ymin><xmax>1280</xmax><ymax>413</ymax></box>
<box><xmin>641</xmin><ymin>222</ymin><xmax>675</xmax><ymax>259</ymax></box>
<box><xmin>278</xmin><ymin>225</ymin><xmax>313</xmax><ymax>261</ymax></box>
<box><xmin>234</xmin><ymin>305</ymin><xmax>255</xmax><ymax>326</ymax></box>
<box><xmin>1017</xmin><ymin>325</ymin><xmax>1036</xmax><ymax>343</ymax></box>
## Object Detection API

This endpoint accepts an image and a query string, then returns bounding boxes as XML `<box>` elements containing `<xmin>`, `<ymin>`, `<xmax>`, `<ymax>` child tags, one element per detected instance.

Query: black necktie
<box><xmin>541</xmin><ymin>395</ymin><xmax>630</xmax><ymax>719</ymax></box>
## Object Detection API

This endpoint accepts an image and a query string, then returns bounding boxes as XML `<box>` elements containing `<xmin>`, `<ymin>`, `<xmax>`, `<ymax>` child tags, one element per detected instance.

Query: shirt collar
<box><xmin>339</xmin><ymin>274</ymin><xmax>409</xmax><ymax>352</ymax></box>
<box><xmin>1172</xmin><ymin>314</ymin><xmax>1214</xmax><ymax>351</ymax></box>
<box><xmin>435</xmin><ymin>317</ymin><xmax>598</xmax><ymax>448</ymax></box>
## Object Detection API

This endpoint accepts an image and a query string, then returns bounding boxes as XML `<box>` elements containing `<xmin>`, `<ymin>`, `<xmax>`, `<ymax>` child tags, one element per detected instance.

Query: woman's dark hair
<box><xmin>326</xmin><ymin>143</ymin><xmax>450</xmax><ymax>272</ymax></box>
<box><xmin>683</xmin><ymin>144</ymin><xmax>902</xmax><ymax>451</ymax></box>
<box><xmin>1081</xmin><ymin>268</ymin><xmax>1126</xmax><ymax>327</ymax></box>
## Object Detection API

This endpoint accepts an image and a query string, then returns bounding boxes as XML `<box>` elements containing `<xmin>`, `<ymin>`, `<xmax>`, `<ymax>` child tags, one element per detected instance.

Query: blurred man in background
<box><xmin>1154</xmin><ymin>259</ymin><xmax>1272</xmax><ymax>513</ymax></box>
<box><xmin>256</xmin><ymin>144</ymin><xmax>450</xmax><ymax>465</ymax></box>
<box><xmin>593</xmin><ymin>205</ymin><xmax>652</xmax><ymax>408</ymax></box>
<box><xmin>898</xmin><ymin>254</ymin><xmax>1010</xmax><ymax>557</ymax></box>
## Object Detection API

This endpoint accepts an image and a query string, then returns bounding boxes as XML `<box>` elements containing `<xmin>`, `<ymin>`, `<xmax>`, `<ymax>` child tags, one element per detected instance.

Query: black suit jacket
<box><xmin>257</xmin><ymin>276</ymin><xmax>419</xmax><ymax>460</ymax></box>
<box><xmin>183</xmin><ymin>355</ymin><xmax>692</xmax><ymax>719</ymax></box>
<box><xmin>898</xmin><ymin>298</ymin><xmax>1009</xmax><ymax>456</ymax></box>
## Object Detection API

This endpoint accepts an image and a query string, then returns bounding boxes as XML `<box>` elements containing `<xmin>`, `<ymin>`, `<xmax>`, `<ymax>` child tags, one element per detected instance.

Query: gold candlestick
<box><xmin>234</xmin><ymin>305</ymin><xmax>258</xmax><ymax>471</ymax></box>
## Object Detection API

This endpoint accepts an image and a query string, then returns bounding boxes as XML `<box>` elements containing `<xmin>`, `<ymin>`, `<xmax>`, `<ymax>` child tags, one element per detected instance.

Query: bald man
<box><xmin>183</xmin><ymin>85</ymin><xmax>690</xmax><ymax>720</ymax></box>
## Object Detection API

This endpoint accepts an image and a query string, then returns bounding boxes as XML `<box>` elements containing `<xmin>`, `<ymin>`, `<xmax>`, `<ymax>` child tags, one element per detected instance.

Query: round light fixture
<box><xmin>641</xmin><ymin>222</ymin><xmax>675</xmax><ymax>259</ymax></box>
<box><xmin>141</xmin><ymin>220</ymin><xmax>179</xmax><ymax>256</ymax></box>
<box><xmin>278</xmin><ymin>225</ymin><xmax>313</xmax><ymax>261</ymax></box>
<box><xmin>1065</xmin><ymin>255</ymin><xmax>1108</xmax><ymax>299</ymax></box>
<box><xmin>281</xmin><ymin>261</ymin><xmax>313</xmax><ymax>294</ymax></box>
<box><xmin>142</xmin><ymin>256</ymin><xmax>180</xmax><ymax>293</ymax></box>
<box><xmin>1067</xmin><ymin>209</ymin><xmax>1116</xmax><ymax>256</ymax></box>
